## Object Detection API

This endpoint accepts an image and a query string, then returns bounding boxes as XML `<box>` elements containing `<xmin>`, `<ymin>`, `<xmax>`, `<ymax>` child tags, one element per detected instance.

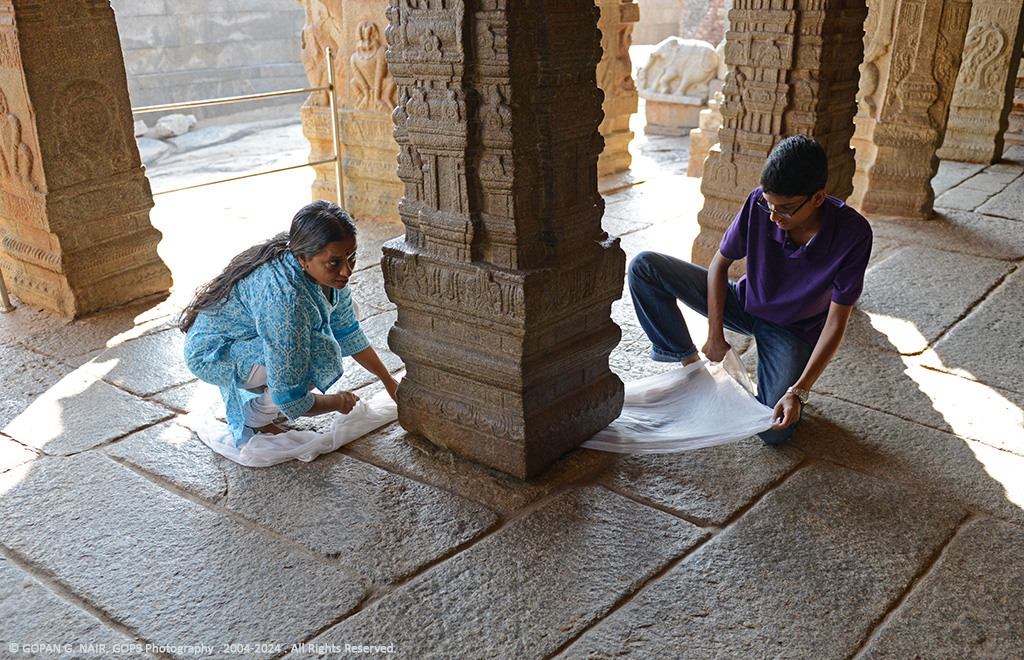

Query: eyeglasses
<box><xmin>756</xmin><ymin>194</ymin><xmax>810</xmax><ymax>219</ymax></box>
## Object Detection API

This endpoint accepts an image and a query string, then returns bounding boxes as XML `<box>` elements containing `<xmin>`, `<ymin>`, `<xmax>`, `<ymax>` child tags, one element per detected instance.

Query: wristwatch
<box><xmin>786</xmin><ymin>386</ymin><xmax>810</xmax><ymax>404</ymax></box>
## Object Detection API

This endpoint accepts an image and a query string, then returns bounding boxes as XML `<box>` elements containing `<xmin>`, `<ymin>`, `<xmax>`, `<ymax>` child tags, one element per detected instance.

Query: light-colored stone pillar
<box><xmin>382</xmin><ymin>0</ymin><xmax>625</xmax><ymax>480</ymax></box>
<box><xmin>596</xmin><ymin>0</ymin><xmax>640</xmax><ymax>177</ymax></box>
<box><xmin>848</xmin><ymin>0</ymin><xmax>972</xmax><ymax>219</ymax></box>
<box><xmin>297</xmin><ymin>0</ymin><xmax>403</xmax><ymax>221</ymax></box>
<box><xmin>692</xmin><ymin>0</ymin><xmax>867</xmax><ymax>268</ymax></box>
<box><xmin>0</xmin><ymin>0</ymin><xmax>171</xmax><ymax>317</ymax></box>
<box><xmin>936</xmin><ymin>1</ymin><xmax>1024</xmax><ymax>164</ymax></box>
<box><xmin>1005</xmin><ymin>48</ymin><xmax>1024</xmax><ymax>146</ymax></box>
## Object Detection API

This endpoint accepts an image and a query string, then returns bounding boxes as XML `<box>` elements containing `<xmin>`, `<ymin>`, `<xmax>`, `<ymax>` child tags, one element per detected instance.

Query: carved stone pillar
<box><xmin>298</xmin><ymin>0</ymin><xmax>403</xmax><ymax>221</ymax></box>
<box><xmin>0</xmin><ymin>0</ymin><xmax>171</xmax><ymax>317</ymax></box>
<box><xmin>381</xmin><ymin>0</ymin><xmax>625</xmax><ymax>480</ymax></box>
<box><xmin>936</xmin><ymin>1</ymin><xmax>1024</xmax><ymax>164</ymax></box>
<box><xmin>596</xmin><ymin>0</ymin><xmax>639</xmax><ymax>177</ymax></box>
<box><xmin>848</xmin><ymin>0</ymin><xmax>972</xmax><ymax>219</ymax></box>
<box><xmin>692</xmin><ymin>0</ymin><xmax>867</xmax><ymax>268</ymax></box>
<box><xmin>1005</xmin><ymin>48</ymin><xmax>1024</xmax><ymax>146</ymax></box>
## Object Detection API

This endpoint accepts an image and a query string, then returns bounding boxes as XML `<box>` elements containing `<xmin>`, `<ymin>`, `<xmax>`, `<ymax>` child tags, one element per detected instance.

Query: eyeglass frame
<box><xmin>756</xmin><ymin>193</ymin><xmax>811</xmax><ymax>219</ymax></box>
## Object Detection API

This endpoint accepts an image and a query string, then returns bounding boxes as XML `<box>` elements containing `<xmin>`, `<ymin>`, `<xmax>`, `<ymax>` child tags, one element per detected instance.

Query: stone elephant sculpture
<box><xmin>637</xmin><ymin>37</ymin><xmax>720</xmax><ymax>98</ymax></box>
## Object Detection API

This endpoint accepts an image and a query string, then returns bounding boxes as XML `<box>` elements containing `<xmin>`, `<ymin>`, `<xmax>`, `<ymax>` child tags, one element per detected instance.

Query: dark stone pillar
<box><xmin>382</xmin><ymin>0</ymin><xmax>625</xmax><ymax>480</ymax></box>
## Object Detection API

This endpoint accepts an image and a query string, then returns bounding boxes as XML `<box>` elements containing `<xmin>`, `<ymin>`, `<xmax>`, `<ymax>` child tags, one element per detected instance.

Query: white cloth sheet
<box><xmin>194</xmin><ymin>389</ymin><xmax>398</xmax><ymax>467</ymax></box>
<box><xmin>583</xmin><ymin>350</ymin><xmax>776</xmax><ymax>453</ymax></box>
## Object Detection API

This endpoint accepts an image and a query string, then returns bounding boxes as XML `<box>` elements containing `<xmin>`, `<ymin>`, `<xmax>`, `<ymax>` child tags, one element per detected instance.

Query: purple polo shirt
<box><xmin>719</xmin><ymin>187</ymin><xmax>873</xmax><ymax>347</ymax></box>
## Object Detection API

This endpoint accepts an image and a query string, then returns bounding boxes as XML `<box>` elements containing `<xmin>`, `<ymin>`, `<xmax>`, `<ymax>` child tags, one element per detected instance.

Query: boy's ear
<box><xmin>813</xmin><ymin>189</ymin><xmax>827</xmax><ymax>206</ymax></box>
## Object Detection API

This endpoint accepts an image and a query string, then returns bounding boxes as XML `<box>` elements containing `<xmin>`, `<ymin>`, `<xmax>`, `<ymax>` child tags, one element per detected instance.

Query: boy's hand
<box><xmin>771</xmin><ymin>393</ymin><xmax>801</xmax><ymax>430</ymax></box>
<box><xmin>701</xmin><ymin>336</ymin><xmax>732</xmax><ymax>362</ymax></box>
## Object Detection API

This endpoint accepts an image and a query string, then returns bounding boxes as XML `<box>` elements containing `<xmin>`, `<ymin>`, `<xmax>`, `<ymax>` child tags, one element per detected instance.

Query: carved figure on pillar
<box><xmin>937</xmin><ymin>0</ymin><xmax>1024</xmax><ymax>165</ymax></box>
<box><xmin>297</xmin><ymin>0</ymin><xmax>403</xmax><ymax>221</ymax></box>
<box><xmin>596</xmin><ymin>0</ymin><xmax>640</xmax><ymax>177</ymax></box>
<box><xmin>382</xmin><ymin>0</ymin><xmax>626</xmax><ymax>479</ymax></box>
<box><xmin>0</xmin><ymin>0</ymin><xmax>171</xmax><ymax>317</ymax></box>
<box><xmin>692</xmin><ymin>0</ymin><xmax>867</xmax><ymax>268</ymax></box>
<box><xmin>849</xmin><ymin>0</ymin><xmax>972</xmax><ymax>219</ymax></box>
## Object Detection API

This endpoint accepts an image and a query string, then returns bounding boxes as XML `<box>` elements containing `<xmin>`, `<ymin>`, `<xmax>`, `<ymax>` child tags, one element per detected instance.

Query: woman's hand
<box><xmin>383</xmin><ymin>375</ymin><xmax>400</xmax><ymax>403</ymax></box>
<box><xmin>771</xmin><ymin>392</ymin><xmax>801</xmax><ymax>430</ymax></box>
<box><xmin>332</xmin><ymin>391</ymin><xmax>360</xmax><ymax>414</ymax></box>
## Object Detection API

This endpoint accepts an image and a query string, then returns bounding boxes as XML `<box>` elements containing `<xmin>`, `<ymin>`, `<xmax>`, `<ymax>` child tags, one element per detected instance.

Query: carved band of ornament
<box><xmin>390</xmin><ymin>259</ymin><xmax>527</xmax><ymax>321</ymax></box>
<box><xmin>1</xmin><ymin>233</ymin><xmax>60</xmax><ymax>268</ymax></box>
<box><xmin>0</xmin><ymin>259</ymin><xmax>58</xmax><ymax>297</ymax></box>
<box><xmin>960</xmin><ymin>23</ymin><xmax>1007</xmax><ymax>89</ymax></box>
<box><xmin>403</xmin><ymin>380</ymin><xmax>524</xmax><ymax>441</ymax></box>
<box><xmin>533</xmin><ymin>380</ymin><xmax>622</xmax><ymax>441</ymax></box>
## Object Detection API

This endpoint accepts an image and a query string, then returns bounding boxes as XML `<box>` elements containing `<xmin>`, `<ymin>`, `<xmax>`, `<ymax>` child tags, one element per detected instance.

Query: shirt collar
<box><xmin>763</xmin><ymin>193</ymin><xmax>837</xmax><ymax>257</ymax></box>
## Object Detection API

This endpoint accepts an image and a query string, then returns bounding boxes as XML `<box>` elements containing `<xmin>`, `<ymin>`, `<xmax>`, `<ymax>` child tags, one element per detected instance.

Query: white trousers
<box><xmin>241</xmin><ymin>365</ymin><xmax>279</xmax><ymax>428</ymax></box>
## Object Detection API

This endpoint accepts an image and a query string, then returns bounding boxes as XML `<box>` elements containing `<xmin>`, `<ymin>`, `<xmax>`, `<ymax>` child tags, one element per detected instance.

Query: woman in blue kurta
<box><xmin>179</xmin><ymin>200</ymin><xmax>399</xmax><ymax>446</ymax></box>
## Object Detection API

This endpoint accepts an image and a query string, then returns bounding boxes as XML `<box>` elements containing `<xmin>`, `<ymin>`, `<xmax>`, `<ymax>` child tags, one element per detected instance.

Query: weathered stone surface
<box><xmin>796</xmin><ymin>396</ymin><xmax>1024</xmax><ymax>524</ymax></box>
<box><xmin>0</xmin><ymin>454</ymin><xmax>367</xmax><ymax>658</ymax></box>
<box><xmin>596</xmin><ymin>0</ymin><xmax>639</xmax><ymax>176</ymax></box>
<box><xmin>148</xmin><ymin>379</ymin><xmax>221</xmax><ymax>416</ymax></box>
<box><xmin>382</xmin><ymin>2</ymin><xmax>626</xmax><ymax>479</ymax></box>
<box><xmin>0</xmin><ymin>2</ymin><xmax>172</xmax><ymax>316</ymax></box>
<box><xmin>694</xmin><ymin>0</ymin><xmax>865</xmax><ymax>265</ymax></box>
<box><xmin>106</xmin><ymin>421</ymin><xmax>228</xmax><ymax>502</ymax></box>
<box><xmin>930</xmin><ymin>267</ymin><xmax>1024</xmax><ymax>395</ymax></box>
<box><xmin>3</xmin><ymin>368</ymin><xmax>171</xmax><ymax>456</ymax></box>
<box><xmin>859</xmin><ymin>517</ymin><xmax>1024</xmax><ymax>660</ymax></box>
<box><xmin>154</xmin><ymin>113</ymin><xmax>197</xmax><ymax>138</ymax></box>
<box><xmin>936</xmin><ymin>0</ymin><xmax>1024</xmax><ymax>165</ymax></box>
<box><xmin>602</xmin><ymin>438</ymin><xmax>803</xmax><ymax>525</ymax></box>
<box><xmin>934</xmin><ymin>162</ymin><xmax>1023</xmax><ymax>211</ymax></box>
<box><xmin>348</xmin><ymin>268</ymin><xmax>396</xmax><ymax>317</ymax></box>
<box><xmin>288</xmin><ymin>486</ymin><xmax>707</xmax><ymax>659</ymax></box>
<box><xmin>331</xmin><ymin>310</ymin><xmax>402</xmax><ymax>393</ymax></box>
<box><xmin>108</xmin><ymin>420</ymin><xmax>497</xmax><ymax>584</ymax></box>
<box><xmin>80</xmin><ymin>330</ymin><xmax>196</xmax><ymax>397</ymax></box>
<box><xmin>850</xmin><ymin>0</ymin><xmax>972</xmax><ymax>219</ymax></box>
<box><xmin>869</xmin><ymin>210</ymin><xmax>1024</xmax><ymax>261</ymax></box>
<box><xmin>931</xmin><ymin>160</ymin><xmax>986</xmax><ymax>196</ymax></box>
<box><xmin>976</xmin><ymin>166</ymin><xmax>1024</xmax><ymax>218</ymax></box>
<box><xmin>133</xmin><ymin>119</ymin><xmax>148</xmax><ymax>137</ymax></box>
<box><xmin>816</xmin><ymin>344</ymin><xmax>1024</xmax><ymax>455</ymax></box>
<box><xmin>558</xmin><ymin>464</ymin><xmax>965</xmax><ymax>659</ymax></box>
<box><xmin>0</xmin><ymin>556</ymin><xmax>154</xmax><ymax>660</ymax></box>
<box><xmin>345</xmin><ymin>422</ymin><xmax>615</xmax><ymax>516</ymax></box>
<box><xmin>0</xmin><ymin>435</ymin><xmax>37</xmax><ymax>473</ymax></box>
<box><xmin>846</xmin><ymin>246</ymin><xmax>1012</xmax><ymax>354</ymax></box>
<box><xmin>0</xmin><ymin>341</ymin><xmax>73</xmax><ymax>429</ymax></box>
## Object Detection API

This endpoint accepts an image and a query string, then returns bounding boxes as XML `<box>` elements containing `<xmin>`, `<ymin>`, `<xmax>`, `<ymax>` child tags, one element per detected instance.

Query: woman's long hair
<box><xmin>179</xmin><ymin>200</ymin><xmax>357</xmax><ymax>333</ymax></box>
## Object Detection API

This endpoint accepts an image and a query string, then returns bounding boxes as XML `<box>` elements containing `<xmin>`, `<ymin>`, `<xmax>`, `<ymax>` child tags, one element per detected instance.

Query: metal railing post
<box><xmin>325</xmin><ymin>47</ymin><xmax>345</xmax><ymax>209</ymax></box>
<box><xmin>0</xmin><ymin>266</ymin><xmax>14</xmax><ymax>313</ymax></box>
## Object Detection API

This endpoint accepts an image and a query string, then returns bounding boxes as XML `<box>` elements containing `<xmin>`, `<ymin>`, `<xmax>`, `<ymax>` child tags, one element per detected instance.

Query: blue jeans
<box><xmin>628</xmin><ymin>251</ymin><xmax>814</xmax><ymax>444</ymax></box>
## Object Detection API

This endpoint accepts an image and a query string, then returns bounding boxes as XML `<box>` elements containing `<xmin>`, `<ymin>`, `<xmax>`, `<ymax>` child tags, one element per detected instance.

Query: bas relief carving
<box><xmin>350</xmin><ymin>20</ymin><xmax>397</xmax><ymax>111</ymax></box>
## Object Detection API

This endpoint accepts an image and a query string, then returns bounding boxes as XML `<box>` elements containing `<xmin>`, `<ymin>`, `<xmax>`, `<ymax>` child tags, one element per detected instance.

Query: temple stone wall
<box><xmin>679</xmin><ymin>0</ymin><xmax>726</xmax><ymax>45</ymax></box>
<box><xmin>109</xmin><ymin>0</ymin><xmax>308</xmax><ymax>119</ymax></box>
<box><xmin>634</xmin><ymin>0</ymin><xmax>680</xmax><ymax>44</ymax></box>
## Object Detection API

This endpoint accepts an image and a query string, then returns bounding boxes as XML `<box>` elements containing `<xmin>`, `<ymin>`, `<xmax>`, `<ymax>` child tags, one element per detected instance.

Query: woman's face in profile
<box><xmin>300</xmin><ymin>235</ymin><xmax>357</xmax><ymax>289</ymax></box>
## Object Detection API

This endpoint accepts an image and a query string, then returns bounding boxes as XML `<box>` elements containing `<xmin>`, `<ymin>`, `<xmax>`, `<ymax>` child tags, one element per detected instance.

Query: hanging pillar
<box><xmin>936</xmin><ymin>0</ymin><xmax>1024</xmax><ymax>164</ymax></box>
<box><xmin>848</xmin><ymin>0</ymin><xmax>972</xmax><ymax>219</ymax></box>
<box><xmin>0</xmin><ymin>0</ymin><xmax>171</xmax><ymax>317</ymax></box>
<box><xmin>692</xmin><ymin>0</ymin><xmax>867</xmax><ymax>267</ymax></box>
<box><xmin>381</xmin><ymin>0</ymin><xmax>625</xmax><ymax>480</ymax></box>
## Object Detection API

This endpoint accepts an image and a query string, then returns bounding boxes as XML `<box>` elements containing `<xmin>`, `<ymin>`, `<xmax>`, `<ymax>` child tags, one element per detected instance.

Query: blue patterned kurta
<box><xmin>184</xmin><ymin>252</ymin><xmax>370</xmax><ymax>445</ymax></box>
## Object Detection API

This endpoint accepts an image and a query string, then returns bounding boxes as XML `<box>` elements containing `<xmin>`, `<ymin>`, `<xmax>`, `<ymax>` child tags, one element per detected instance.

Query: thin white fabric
<box><xmin>583</xmin><ymin>350</ymin><xmax>775</xmax><ymax>453</ymax></box>
<box><xmin>195</xmin><ymin>389</ymin><xmax>397</xmax><ymax>467</ymax></box>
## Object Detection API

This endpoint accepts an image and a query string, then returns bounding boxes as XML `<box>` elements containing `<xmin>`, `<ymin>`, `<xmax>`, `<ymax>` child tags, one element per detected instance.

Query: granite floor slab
<box><xmin>976</xmin><ymin>168</ymin><xmax>1024</xmax><ymax>219</ymax></box>
<box><xmin>0</xmin><ymin>340</ymin><xmax>73</xmax><ymax>429</ymax></box>
<box><xmin>0</xmin><ymin>453</ymin><xmax>367</xmax><ymax>660</ymax></box>
<box><xmin>857</xmin><ymin>516</ymin><xmax>1024</xmax><ymax>660</ymax></box>
<box><xmin>869</xmin><ymin>211</ymin><xmax>1024</xmax><ymax>261</ymax></box>
<box><xmin>286</xmin><ymin>486</ymin><xmax>707</xmax><ymax>660</ymax></box>
<box><xmin>0</xmin><ymin>436</ymin><xmax>38</xmax><ymax>474</ymax></box>
<box><xmin>557</xmin><ymin>463</ymin><xmax>965</xmax><ymax>660</ymax></box>
<box><xmin>797</xmin><ymin>396</ymin><xmax>1024</xmax><ymax>525</ymax></box>
<box><xmin>108</xmin><ymin>422</ymin><xmax>498</xmax><ymax>584</ymax></box>
<box><xmin>80</xmin><ymin>329</ymin><xmax>196</xmax><ymax>397</ymax></box>
<box><xmin>848</xmin><ymin>246</ymin><xmax>1011</xmax><ymax>354</ymax></box>
<box><xmin>2</xmin><ymin>368</ymin><xmax>171</xmax><ymax>456</ymax></box>
<box><xmin>601</xmin><ymin>437</ymin><xmax>804</xmax><ymax>525</ymax></box>
<box><xmin>929</xmin><ymin>266</ymin><xmax>1024</xmax><ymax>395</ymax></box>
<box><xmin>0</xmin><ymin>555</ymin><xmax>155</xmax><ymax>660</ymax></box>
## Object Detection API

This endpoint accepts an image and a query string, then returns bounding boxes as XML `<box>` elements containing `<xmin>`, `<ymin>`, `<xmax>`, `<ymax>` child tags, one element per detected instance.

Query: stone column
<box><xmin>936</xmin><ymin>1</ymin><xmax>1024</xmax><ymax>164</ymax></box>
<box><xmin>1005</xmin><ymin>47</ymin><xmax>1024</xmax><ymax>146</ymax></box>
<box><xmin>692</xmin><ymin>0</ymin><xmax>867</xmax><ymax>267</ymax></box>
<box><xmin>381</xmin><ymin>0</ymin><xmax>625</xmax><ymax>480</ymax></box>
<box><xmin>0</xmin><ymin>0</ymin><xmax>171</xmax><ymax>317</ymax></box>
<box><xmin>848</xmin><ymin>0</ymin><xmax>972</xmax><ymax>219</ymax></box>
<box><xmin>297</xmin><ymin>0</ymin><xmax>403</xmax><ymax>221</ymax></box>
<box><xmin>596</xmin><ymin>0</ymin><xmax>640</xmax><ymax>177</ymax></box>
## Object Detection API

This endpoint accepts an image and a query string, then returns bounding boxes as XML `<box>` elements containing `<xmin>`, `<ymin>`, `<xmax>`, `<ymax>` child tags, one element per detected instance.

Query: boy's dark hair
<box><xmin>760</xmin><ymin>135</ymin><xmax>828</xmax><ymax>197</ymax></box>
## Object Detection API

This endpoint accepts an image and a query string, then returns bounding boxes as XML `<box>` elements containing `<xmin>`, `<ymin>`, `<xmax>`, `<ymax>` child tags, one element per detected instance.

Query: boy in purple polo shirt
<box><xmin>629</xmin><ymin>135</ymin><xmax>872</xmax><ymax>443</ymax></box>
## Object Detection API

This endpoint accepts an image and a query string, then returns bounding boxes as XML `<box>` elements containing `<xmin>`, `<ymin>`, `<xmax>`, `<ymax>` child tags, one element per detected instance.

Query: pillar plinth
<box><xmin>382</xmin><ymin>0</ymin><xmax>625</xmax><ymax>480</ymax></box>
<box><xmin>0</xmin><ymin>1</ymin><xmax>171</xmax><ymax>317</ymax></box>
<box><xmin>692</xmin><ymin>0</ymin><xmax>866</xmax><ymax>268</ymax></box>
